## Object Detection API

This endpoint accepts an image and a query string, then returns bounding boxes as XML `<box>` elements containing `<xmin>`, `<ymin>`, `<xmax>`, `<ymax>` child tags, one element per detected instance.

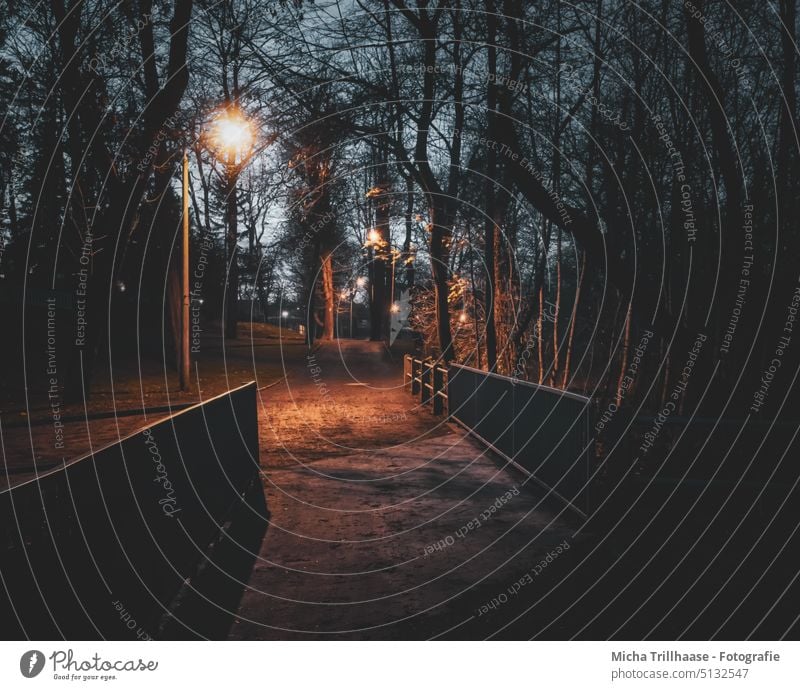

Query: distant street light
<box><xmin>337</xmin><ymin>277</ymin><xmax>368</xmax><ymax>338</ymax></box>
<box><xmin>364</xmin><ymin>228</ymin><xmax>404</xmax><ymax>341</ymax></box>
<box><xmin>281</xmin><ymin>310</ymin><xmax>289</xmax><ymax>319</ymax></box>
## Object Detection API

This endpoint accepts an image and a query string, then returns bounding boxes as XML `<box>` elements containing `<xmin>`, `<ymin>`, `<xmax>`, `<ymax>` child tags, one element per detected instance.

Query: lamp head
<box><xmin>210</xmin><ymin>108</ymin><xmax>254</xmax><ymax>159</ymax></box>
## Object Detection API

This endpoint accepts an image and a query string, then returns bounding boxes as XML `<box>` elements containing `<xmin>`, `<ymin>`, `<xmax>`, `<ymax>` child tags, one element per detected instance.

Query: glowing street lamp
<box><xmin>207</xmin><ymin>106</ymin><xmax>256</xmax><ymax>341</ymax></box>
<box><xmin>209</xmin><ymin>109</ymin><xmax>255</xmax><ymax>160</ymax></box>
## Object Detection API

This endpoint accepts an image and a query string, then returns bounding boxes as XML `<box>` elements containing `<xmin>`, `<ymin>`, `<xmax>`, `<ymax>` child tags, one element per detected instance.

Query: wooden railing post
<box><xmin>432</xmin><ymin>366</ymin><xmax>444</xmax><ymax>415</ymax></box>
<box><xmin>420</xmin><ymin>360</ymin><xmax>432</xmax><ymax>404</ymax></box>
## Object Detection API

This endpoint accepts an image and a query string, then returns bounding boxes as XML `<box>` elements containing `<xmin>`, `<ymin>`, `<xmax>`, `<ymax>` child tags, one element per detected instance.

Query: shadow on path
<box><xmin>223</xmin><ymin>340</ymin><xmax>577</xmax><ymax>640</ymax></box>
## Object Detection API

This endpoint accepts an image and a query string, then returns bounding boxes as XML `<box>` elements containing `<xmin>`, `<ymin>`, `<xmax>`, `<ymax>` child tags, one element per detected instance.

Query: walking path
<box><xmin>228</xmin><ymin>340</ymin><xmax>576</xmax><ymax>639</ymax></box>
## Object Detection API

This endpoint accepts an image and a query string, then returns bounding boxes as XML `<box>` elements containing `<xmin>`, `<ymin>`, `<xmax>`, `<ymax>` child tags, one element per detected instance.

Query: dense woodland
<box><xmin>1</xmin><ymin>0</ymin><xmax>798</xmax><ymax>443</ymax></box>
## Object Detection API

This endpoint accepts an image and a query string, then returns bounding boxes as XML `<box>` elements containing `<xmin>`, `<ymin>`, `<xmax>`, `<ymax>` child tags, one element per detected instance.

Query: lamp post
<box><xmin>180</xmin><ymin>107</ymin><xmax>256</xmax><ymax>389</ymax></box>
<box><xmin>179</xmin><ymin>150</ymin><xmax>190</xmax><ymax>391</ymax></box>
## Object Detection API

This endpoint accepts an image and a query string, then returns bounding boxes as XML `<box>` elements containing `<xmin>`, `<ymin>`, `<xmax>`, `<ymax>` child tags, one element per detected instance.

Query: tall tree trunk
<box><xmin>684</xmin><ymin>0</ymin><xmax>743</xmax><ymax>334</ymax></box>
<box><xmin>305</xmin><ymin>244</ymin><xmax>320</xmax><ymax>350</ymax></box>
<box><xmin>466</xmin><ymin>222</ymin><xmax>482</xmax><ymax>368</ymax></box>
<box><xmin>537</xmin><ymin>283</ymin><xmax>544</xmax><ymax>384</ymax></box>
<box><xmin>562</xmin><ymin>249</ymin><xmax>585</xmax><ymax>389</ymax></box>
<box><xmin>430</xmin><ymin>199</ymin><xmax>454</xmax><ymax>360</ymax></box>
<box><xmin>778</xmin><ymin>0</ymin><xmax>799</xmax><ymax>253</ymax></box>
<box><xmin>684</xmin><ymin>1</ymin><xmax>743</xmax><ymax>218</ymax></box>
<box><xmin>483</xmin><ymin>0</ymin><xmax>499</xmax><ymax>371</ymax></box>
<box><xmin>493</xmin><ymin>222</ymin><xmax>509</xmax><ymax>373</ymax></box>
<box><xmin>550</xmin><ymin>6</ymin><xmax>562</xmax><ymax>387</ymax></box>
<box><xmin>369</xmin><ymin>151</ymin><xmax>390</xmax><ymax>340</ymax></box>
<box><xmin>321</xmin><ymin>250</ymin><xmax>335</xmax><ymax>340</ymax></box>
<box><xmin>256</xmin><ymin>264</ymin><xmax>270</xmax><ymax>323</ymax></box>
<box><xmin>586</xmin><ymin>0</ymin><xmax>603</xmax><ymax>195</ymax></box>
<box><xmin>403</xmin><ymin>177</ymin><xmax>415</xmax><ymax>289</ymax></box>
<box><xmin>551</xmin><ymin>230</ymin><xmax>562</xmax><ymax>386</ymax></box>
<box><xmin>615</xmin><ymin>304</ymin><xmax>632</xmax><ymax>407</ymax></box>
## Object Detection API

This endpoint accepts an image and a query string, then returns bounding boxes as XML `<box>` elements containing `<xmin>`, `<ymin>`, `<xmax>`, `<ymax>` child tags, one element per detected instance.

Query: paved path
<box><xmin>228</xmin><ymin>341</ymin><xmax>576</xmax><ymax>639</ymax></box>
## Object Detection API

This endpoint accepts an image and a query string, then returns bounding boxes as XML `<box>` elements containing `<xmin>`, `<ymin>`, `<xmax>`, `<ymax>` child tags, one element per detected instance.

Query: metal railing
<box><xmin>0</xmin><ymin>382</ymin><xmax>261</xmax><ymax>639</ymax></box>
<box><xmin>404</xmin><ymin>356</ymin><xmax>595</xmax><ymax>519</ymax></box>
<box><xmin>404</xmin><ymin>356</ymin><xmax>448</xmax><ymax>415</ymax></box>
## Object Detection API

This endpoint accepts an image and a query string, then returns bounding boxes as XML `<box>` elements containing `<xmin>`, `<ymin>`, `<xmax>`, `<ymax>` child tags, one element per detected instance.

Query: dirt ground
<box><xmin>0</xmin><ymin>323</ymin><xmax>306</xmax><ymax>488</ymax></box>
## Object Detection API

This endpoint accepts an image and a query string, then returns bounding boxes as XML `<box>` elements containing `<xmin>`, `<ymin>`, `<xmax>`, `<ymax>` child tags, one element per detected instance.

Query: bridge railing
<box><xmin>0</xmin><ymin>382</ymin><xmax>261</xmax><ymax>639</ymax></box>
<box><xmin>404</xmin><ymin>356</ymin><xmax>595</xmax><ymax>518</ymax></box>
<box><xmin>405</xmin><ymin>356</ymin><xmax>448</xmax><ymax>415</ymax></box>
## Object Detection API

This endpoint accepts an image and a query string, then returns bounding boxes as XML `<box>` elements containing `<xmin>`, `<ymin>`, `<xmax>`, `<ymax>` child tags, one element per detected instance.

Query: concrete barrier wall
<box><xmin>0</xmin><ymin>382</ymin><xmax>260</xmax><ymax>639</ymax></box>
<box><xmin>447</xmin><ymin>365</ymin><xmax>594</xmax><ymax>519</ymax></box>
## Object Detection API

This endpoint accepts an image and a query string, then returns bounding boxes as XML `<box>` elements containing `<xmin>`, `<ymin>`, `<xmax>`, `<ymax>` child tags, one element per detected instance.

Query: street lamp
<box><xmin>178</xmin><ymin>107</ymin><xmax>257</xmax><ymax>390</ymax></box>
<box><xmin>208</xmin><ymin>107</ymin><xmax>256</xmax><ymax>341</ymax></box>
<box><xmin>210</xmin><ymin>112</ymin><xmax>254</xmax><ymax>155</ymax></box>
